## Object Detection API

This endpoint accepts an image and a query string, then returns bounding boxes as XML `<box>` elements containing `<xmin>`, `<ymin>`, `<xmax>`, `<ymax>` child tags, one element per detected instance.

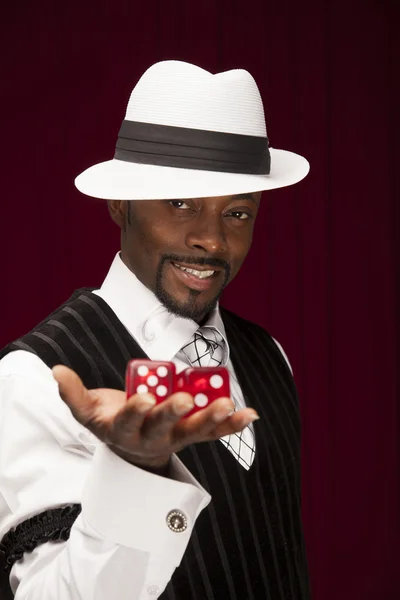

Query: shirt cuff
<box><xmin>81</xmin><ymin>443</ymin><xmax>211</xmax><ymax>566</ymax></box>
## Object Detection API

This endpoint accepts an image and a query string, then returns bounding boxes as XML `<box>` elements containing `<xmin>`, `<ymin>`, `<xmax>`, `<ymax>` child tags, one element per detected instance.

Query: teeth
<box><xmin>174</xmin><ymin>263</ymin><xmax>215</xmax><ymax>279</ymax></box>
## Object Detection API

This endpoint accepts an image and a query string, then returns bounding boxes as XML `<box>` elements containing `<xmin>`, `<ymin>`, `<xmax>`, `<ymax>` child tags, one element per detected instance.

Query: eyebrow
<box><xmin>231</xmin><ymin>193</ymin><xmax>259</xmax><ymax>205</ymax></box>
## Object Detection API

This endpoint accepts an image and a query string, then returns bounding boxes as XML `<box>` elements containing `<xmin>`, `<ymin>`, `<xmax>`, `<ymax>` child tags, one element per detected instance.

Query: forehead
<box><xmin>230</xmin><ymin>192</ymin><xmax>261</xmax><ymax>204</ymax></box>
<box><xmin>207</xmin><ymin>192</ymin><xmax>261</xmax><ymax>207</ymax></box>
<box><xmin>187</xmin><ymin>192</ymin><xmax>261</xmax><ymax>205</ymax></box>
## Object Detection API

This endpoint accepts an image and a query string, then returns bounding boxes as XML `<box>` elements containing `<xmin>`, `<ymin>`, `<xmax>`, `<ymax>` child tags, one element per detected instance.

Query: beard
<box><xmin>155</xmin><ymin>253</ymin><xmax>231</xmax><ymax>322</ymax></box>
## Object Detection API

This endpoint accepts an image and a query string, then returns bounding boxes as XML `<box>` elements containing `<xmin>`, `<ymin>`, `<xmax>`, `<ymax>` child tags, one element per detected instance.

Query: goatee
<box><xmin>155</xmin><ymin>253</ymin><xmax>231</xmax><ymax>322</ymax></box>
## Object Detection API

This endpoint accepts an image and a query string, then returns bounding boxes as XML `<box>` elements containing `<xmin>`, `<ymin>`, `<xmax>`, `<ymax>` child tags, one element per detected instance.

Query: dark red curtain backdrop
<box><xmin>1</xmin><ymin>1</ymin><xmax>398</xmax><ymax>598</ymax></box>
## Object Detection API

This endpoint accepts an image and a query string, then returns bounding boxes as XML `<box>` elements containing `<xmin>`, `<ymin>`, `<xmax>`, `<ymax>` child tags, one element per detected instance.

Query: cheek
<box><xmin>126</xmin><ymin>219</ymin><xmax>180</xmax><ymax>277</ymax></box>
<box><xmin>123</xmin><ymin>221</ymin><xmax>160</xmax><ymax>278</ymax></box>
<box><xmin>128</xmin><ymin>219</ymin><xmax>163</xmax><ymax>253</ymax></box>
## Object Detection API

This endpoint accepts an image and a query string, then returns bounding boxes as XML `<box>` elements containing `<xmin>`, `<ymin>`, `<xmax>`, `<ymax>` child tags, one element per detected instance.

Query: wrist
<box><xmin>138</xmin><ymin>461</ymin><xmax>172</xmax><ymax>477</ymax></box>
<box><xmin>108</xmin><ymin>445</ymin><xmax>172</xmax><ymax>476</ymax></box>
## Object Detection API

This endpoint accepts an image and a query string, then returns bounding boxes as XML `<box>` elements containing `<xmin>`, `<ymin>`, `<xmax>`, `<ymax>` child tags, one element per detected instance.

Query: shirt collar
<box><xmin>93</xmin><ymin>253</ymin><xmax>229</xmax><ymax>363</ymax></box>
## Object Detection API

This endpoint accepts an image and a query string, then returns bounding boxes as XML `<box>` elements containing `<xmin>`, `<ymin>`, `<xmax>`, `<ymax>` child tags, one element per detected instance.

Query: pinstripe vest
<box><xmin>0</xmin><ymin>289</ymin><xmax>311</xmax><ymax>600</ymax></box>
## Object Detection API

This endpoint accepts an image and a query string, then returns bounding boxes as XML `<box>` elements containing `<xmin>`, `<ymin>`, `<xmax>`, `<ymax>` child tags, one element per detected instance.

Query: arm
<box><xmin>0</xmin><ymin>351</ymin><xmax>210</xmax><ymax>599</ymax></box>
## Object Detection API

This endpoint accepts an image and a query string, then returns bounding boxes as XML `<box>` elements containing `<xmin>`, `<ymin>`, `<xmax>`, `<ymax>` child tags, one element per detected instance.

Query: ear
<box><xmin>107</xmin><ymin>200</ymin><xmax>128</xmax><ymax>228</ymax></box>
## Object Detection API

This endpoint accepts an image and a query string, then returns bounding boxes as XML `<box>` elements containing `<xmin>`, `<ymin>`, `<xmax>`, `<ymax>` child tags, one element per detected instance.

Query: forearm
<box><xmin>12</xmin><ymin>519</ymin><xmax>153</xmax><ymax>600</ymax></box>
<box><xmin>0</xmin><ymin>357</ymin><xmax>211</xmax><ymax>600</ymax></box>
<box><xmin>9</xmin><ymin>446</ymin><xmax>210</xmax><ymax>600</ymax></box>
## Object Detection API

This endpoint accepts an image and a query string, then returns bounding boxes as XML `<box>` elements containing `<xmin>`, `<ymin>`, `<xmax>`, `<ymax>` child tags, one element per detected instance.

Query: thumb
<box><xmin>52</xmin><ymin>365</ymin><xmax>95</xmax><ymax>425</ymax></box>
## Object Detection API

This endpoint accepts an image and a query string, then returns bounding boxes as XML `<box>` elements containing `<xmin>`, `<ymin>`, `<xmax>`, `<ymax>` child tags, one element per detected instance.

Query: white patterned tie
<box><xmin>178</xmin><ymin>326</ymin><xmax>255</xmax><ymax>469</ymax></box>
<box><xmin>179</xmin><ymin>327</ymin><xmax>225</xmax><ymax>368</ymax></box>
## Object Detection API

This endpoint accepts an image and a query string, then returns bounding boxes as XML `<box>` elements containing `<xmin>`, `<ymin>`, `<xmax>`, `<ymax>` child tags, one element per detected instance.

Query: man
<box><xmin>0</xmin><ymin>60</ymin><xmax>311</xmax><ymax>599</ymax></box>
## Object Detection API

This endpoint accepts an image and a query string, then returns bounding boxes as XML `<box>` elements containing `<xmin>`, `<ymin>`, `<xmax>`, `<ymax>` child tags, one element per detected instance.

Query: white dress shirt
<box><xmin>0</xmin><ymin>253</ymin><xmax>292</xmax><ymax>599</ymax></box>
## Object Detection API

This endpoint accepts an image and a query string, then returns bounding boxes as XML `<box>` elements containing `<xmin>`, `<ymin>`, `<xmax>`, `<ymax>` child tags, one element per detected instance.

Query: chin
<box><xmin>155</xmin><ymin>287</ymin><xmax>219</xmax><ymax>322</ymax></box>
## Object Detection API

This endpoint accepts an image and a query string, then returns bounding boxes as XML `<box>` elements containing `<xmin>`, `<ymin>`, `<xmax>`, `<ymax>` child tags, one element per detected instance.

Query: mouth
<box><xmin>170</xmin><ymin>260</ymin><xmax>221</xmax><ymax>291</ymax></box>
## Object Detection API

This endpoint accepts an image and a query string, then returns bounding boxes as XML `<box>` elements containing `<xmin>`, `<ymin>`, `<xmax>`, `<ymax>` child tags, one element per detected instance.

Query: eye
<box><xmin>169</xmin><ymin>200</ymin><xmax>192</xmax><ymax>210</ymax></box>
<box><xmin>227</xmin><ymin>210</ymin><xmax>251</xmax><ymax>220</ymax></box>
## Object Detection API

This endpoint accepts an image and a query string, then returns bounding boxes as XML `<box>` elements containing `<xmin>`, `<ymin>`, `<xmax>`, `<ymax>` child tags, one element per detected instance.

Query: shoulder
<box><xmin>0</xmin><ymin>288</ymin><xmax>107</xmax><ymax>362</ymax></box>
<box><xmin>220</xmin><ymin>306</ymin><xmax>273</xmax><ymax>337</ymax></box>
<box><xmin>220</xmin><ymin>306</ymin><xmax>274</xmax><ymax>341</ymax></box>
<box><xmin>220</xmin><ymin>306</ymin><xmax>293</xmax><ymax>374</ymax></box>
<box><xmin>0</xmin><ymin>289</ymin><xmax>110</xmax><ymax>389</ymax></box>
<box><xmin>0</xmin><ymin>288</ymin><xmax>138</xmax><ymax>390</ymax></box>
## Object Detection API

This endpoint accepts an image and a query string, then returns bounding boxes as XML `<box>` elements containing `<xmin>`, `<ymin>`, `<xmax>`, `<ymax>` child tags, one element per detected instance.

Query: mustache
<box><xmin>160</xmin><ymin>253</ymin><xmax>230</xmax><ymax>273</ymax></box>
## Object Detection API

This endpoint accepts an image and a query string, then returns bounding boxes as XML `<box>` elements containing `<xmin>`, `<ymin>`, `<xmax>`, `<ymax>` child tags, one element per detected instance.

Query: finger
<box><xmin>174</xmin><ymin>401</ymin><xmax>259</xmax><ymax>445</ymax></box>
<box><xmin>211</xmin><ymin>408</ymin><xmax>260</xmax><ymax>439</ymax></box>
<box><xmin>109</xmin><ymin>392</ymin><xmax>157</xmax><ymax>441</ymax></box>
<box><xmin>173</xmin><ymin>397</ymin><xmax>235</xmax><ymax>443</ymax></box>
<box><xmin>140</xmin><ymin>392</ymin><xmax>194</xmax><ymax>439</ymax></box>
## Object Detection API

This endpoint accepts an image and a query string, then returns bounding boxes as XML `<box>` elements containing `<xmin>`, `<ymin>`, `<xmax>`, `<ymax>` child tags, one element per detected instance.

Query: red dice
<box><xmin>175</xmin><ymin>367</ymin><xmax>230</xmax><ymax>417</ymax></box>
<box><xmin>125</xmin><ymin>360</ymin><xmax>230</xmax><ymax>417</ymax></box>
<box><xmin>126</xmin><ymin>360</ymin><xmax>176</xmax><ymax>404</ymax></box>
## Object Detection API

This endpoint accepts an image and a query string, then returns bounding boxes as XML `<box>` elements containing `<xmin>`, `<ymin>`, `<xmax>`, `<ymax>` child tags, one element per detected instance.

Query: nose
<box><xmin>185</xmin><ymin>213</ymin><xmax>228</xmax><ymax>255</ymax></box>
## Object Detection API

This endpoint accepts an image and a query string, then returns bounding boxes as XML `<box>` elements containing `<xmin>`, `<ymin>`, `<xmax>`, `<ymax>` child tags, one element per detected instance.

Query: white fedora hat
<box><xmin>75</xmin><ymin>60</ymin><xmax>309</xmax><ymax>200</ymax></box>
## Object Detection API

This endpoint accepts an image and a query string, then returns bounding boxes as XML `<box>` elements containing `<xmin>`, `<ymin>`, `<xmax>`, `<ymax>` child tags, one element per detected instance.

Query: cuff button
<box><xmin>166</xmin><ymin>510</ymin><xmax>187</xmax><ymax>533</ymax></box>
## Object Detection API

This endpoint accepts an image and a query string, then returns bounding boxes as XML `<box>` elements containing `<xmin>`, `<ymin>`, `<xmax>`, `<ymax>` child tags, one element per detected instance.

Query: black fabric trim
<box><xmin>0</xmin><ymin>504</ymin><xmax>81</xmax><ymax>571</ymax></box>
<box><xmin>114</xmin><ymin>120</ymin><xmax>271</xmax><ymax>174</ymax></box>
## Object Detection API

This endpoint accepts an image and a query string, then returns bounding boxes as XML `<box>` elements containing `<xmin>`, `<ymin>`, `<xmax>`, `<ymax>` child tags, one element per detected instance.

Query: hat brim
<box><xmin>74</xmin><ymin>148</ymin><xmax>309</xmax><ymax>200</ymax></box>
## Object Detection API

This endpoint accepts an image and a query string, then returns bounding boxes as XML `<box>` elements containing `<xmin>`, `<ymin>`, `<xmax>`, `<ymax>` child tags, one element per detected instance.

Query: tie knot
<box><xmin>180</xmin><ymin>326</ymin><xmax>226</xmax><ymax>367</ymax></box>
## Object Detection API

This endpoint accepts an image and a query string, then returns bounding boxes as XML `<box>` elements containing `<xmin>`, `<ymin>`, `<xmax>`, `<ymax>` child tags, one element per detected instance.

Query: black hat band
<box><xmin>114</xmin><ymin>120</ymin><xmax>270</xmax><ymax>175</ymax></box>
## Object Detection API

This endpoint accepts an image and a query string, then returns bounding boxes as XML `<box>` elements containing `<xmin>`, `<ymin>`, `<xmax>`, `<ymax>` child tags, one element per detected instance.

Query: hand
<box><xmin>52</xmin><ymin>365</ymin><xmax>260</xmax><ymax>469</ymax></box>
